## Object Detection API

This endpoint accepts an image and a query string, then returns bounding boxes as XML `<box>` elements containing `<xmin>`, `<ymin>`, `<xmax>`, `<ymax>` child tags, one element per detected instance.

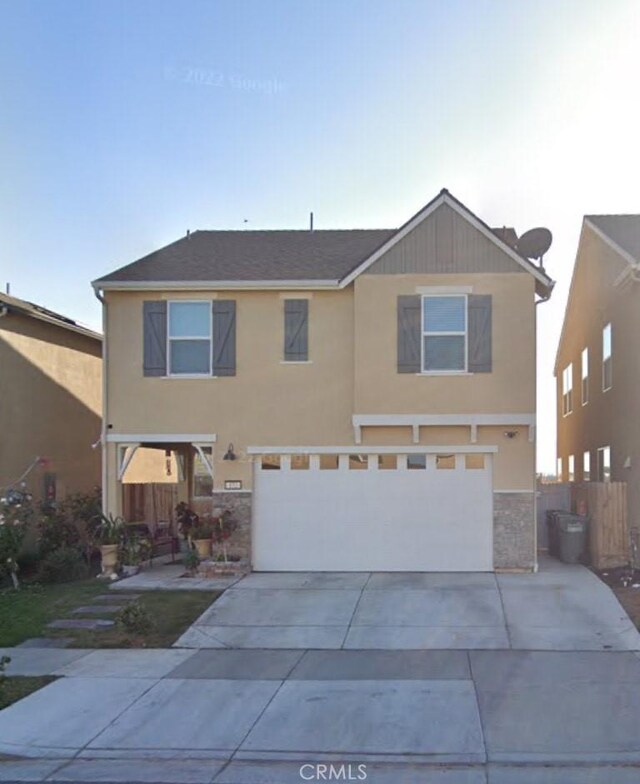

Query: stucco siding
<box><xmin>0</xmin><ymin>313</ymin><xmax>102</xmax><ymax>500</ymax></box>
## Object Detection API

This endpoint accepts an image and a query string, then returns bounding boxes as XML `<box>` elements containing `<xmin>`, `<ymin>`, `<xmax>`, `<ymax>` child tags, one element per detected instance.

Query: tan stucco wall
<box><xmin>103</xmin><ymin>267</ymin><xmax>536</xmax><ymax>514</ymax></box>
<box><xmin>0</xmin><ymin>313</ymin><xmax>102</xmax><ymax>501</ymax></box>
<box><xmin>556</xmin><ymin>225</ymin><xmax>640</xmax><ymax>528</ymax></box>
<box><xmin>354</xmin><ymin>273</ymin><xmax>536</xmax><ymax>414</ymax></box>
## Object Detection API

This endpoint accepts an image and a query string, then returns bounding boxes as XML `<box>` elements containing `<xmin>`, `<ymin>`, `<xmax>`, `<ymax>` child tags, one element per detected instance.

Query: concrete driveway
<box><xmin>174</xmin><ymin>557</ymin><xmax>640</xmax><ymax>651</ymax></box>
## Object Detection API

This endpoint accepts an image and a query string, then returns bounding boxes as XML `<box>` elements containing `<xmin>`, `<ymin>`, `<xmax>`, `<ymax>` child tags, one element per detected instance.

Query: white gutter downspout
<box><xmin>94</xmin><ymin>289</ymin><xmax>108</xmax><ymax>516</ymax></box>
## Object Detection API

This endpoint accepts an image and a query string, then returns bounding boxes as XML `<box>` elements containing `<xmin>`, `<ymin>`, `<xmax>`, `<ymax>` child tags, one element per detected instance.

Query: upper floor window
<box><xmin>583</xmin><ymin>451</ymin><xmax>591</xmax><ymax>482</ymax></box>
<box><xmin>422</xmin><ymin>295</ymin><xmax>467</xmax><ymax>372</ymax></box>
<box><xmin>168</xmin><ymin>301</ymin><xmax>212</xmax><ymax>375</ymax></box>
<box><xmin>568</xmin><ymin>454</ymin><xmax>575</xmax><ymax>482</ymax></box>
<box><xmin>597</xmin><ymin>445</ymin><xmax>611</xmax><ymax>482</ymax></box>
<box><xmin>562</xmin><ymin>363</ymin><xmax>573</xmax><ymax>416</ymax></box>
<box><xmin>602</xmin><ymin>323</ymin><xmax>612</xmax><ymax>391</ymax></box>
<box><xmin>557</xmin><ymin>456</ymin><xmax>563</xmax><ymax>482</ymax></box>
<box><xmin>581</xmin><ymin>348</ymin><xmax>589</xmax><ymax>405</ymax></box>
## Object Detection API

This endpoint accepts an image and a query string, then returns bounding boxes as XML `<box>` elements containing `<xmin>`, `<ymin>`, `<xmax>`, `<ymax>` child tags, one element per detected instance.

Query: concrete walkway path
<box><xmin>174</xmin><ymin>558</ymin><xmax>640</xmax><ymax>651</ymax></box>
<box><xmin>2</xmin><ymin>649</ymin><xmax>640</xmax><ymax>782</ymax></box>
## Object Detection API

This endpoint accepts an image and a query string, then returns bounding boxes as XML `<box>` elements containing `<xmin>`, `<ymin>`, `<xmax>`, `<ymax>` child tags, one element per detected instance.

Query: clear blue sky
<box><xmin>2</xmin><ymin>0</ymin><xmax>639</xmax><ymax>471</ymax></box>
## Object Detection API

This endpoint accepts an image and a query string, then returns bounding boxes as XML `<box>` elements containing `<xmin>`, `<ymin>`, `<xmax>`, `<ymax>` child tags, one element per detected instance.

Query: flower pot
<box><xmin>193</xmin><ymin>538</ymin><xmax>211</xmax><ymax>559</ymax></box>
<box><xmin>100</xmin><ymin>544</ymin><xmax>119</xmax><ymax>576</ymax></box>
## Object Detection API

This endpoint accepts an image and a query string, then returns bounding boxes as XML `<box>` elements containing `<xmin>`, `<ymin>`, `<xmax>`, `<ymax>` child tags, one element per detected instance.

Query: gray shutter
<box><xmin>284</xmin><ymin>299</ymin><xmax>309</xmax><ymax>361</ymax></box>
<box><xmin>397</xmin><ymin>295</ymin><xmax>421</xmax><ymax>373</ymax></box>
<box><xmin>143</xmin><ymin>301</ymin><xmax>167</xmax><ymax>377</ymax></box>
<box><xmin>212</xmin><ymin>300</ymin><xmax>236</xmax><ymax>376</ymax></box>
<box><xmin>468</xmin><ymin>294</ymin><xmax>492</xmax><ymax>373</ymax></box>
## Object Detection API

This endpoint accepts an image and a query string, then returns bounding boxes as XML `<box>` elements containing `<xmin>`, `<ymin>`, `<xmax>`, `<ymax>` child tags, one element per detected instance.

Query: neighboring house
<box><xmin>555</xmin><ymin>214</ymin><xmax>640</xmax><ymax>536</ymax></box>
<box><xmin>93</xmin><ymin>189</ymin><xmax>554</xmax><ymax>572</ymax></box>
<box><xmin>0</xmin><ymin>292</ymin><xmax>102</xmax><ymax>502</ymax></box>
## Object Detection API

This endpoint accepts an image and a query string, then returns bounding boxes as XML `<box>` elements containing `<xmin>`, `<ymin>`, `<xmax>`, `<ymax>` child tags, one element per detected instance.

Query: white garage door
<box><xmin>252</xmin><ymin>451</ymin><xmax>493</xmax><ymax>572</ymax></box>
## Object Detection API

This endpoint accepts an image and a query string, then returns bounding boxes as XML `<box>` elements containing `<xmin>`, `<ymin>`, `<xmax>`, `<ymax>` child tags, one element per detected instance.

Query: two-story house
<box><xmin>0</xmin><ymin>292</ymin><xmax>102</xmax><ymax>502</ymax></box>
<box><xmin>93</xmin><ymin>189</ymin><xmax>553</xmax><ymax>572</ymax></box>
<box><xmin>556</xmin><ymin>214</ymin><xmax>640</xmax><ymax>541</ymax></box>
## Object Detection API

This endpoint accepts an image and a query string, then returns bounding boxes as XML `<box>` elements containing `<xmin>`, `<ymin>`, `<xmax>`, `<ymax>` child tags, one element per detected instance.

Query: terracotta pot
<box><xmin>100</xmin><ymin>544</ymin><xmax>119</xmax><ymax>576</ymax></box>
<box><xmin>193</xmin><ymin>538</ymin><xmax>211</xmax><ymax>559</ymax></box>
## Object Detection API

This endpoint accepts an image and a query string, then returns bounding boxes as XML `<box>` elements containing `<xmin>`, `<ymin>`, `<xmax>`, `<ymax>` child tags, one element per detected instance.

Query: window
<box><xmin>602</xmin><ymin>323</ymin><xmax>612</xmax><ymax>391</ymax></box>
<box><xmin>261</xmin><ymin>455</ymin><xmax>281</xmax><ymax>470</ymax></box>
<box><xmin>557</xmin><ymin>457</ymin><xmax>563</xmax><ymax>481</ymax></box>
<box><xmin>597</xmin><ymin>446</ymin><xmax>611</xmax><ymax>482</ymax></box>
<box><xmin>377</xmin><ymin>454</ymin><xmax>397</xmax><ymax>470</ymax></box>
<box><xmin>583</xmin><ymin>451</ymin><xmax>591</xmax><ymax>482</ymax></box>
<box><xmin>407</xmin><ymin>454</ymin><xmax>427</xmax><ymax>470</ymax></box>
<box><xmin>349</xmin><ymin>454</ymin><xmax>368</xmax><ymax>470</ymax></box>
<box><xmin>562</xmin><ymin>364</ymin><xmax>573</xmax><ymax>416</ymax></box>
<box><xmin>568</xmin><ymin>455</ymin><xmax>575</xmax><ymax>482</ymax></box>
<box><xmin>319</xmin><ymin>454</ymin><xmax>339</xmax><ymax>470</ymax></box>
<box><xmin>193</xmin><ymin>447</ymin><xmax>213</xmax><ymax>497</ymax></box>
<box><xmin>168</xmin><ymin>302</ymin><xmax>211</xmax><ymax>375</ymax></box>
<box><xmin>291</xmin><ymin>455</ymin><xmax>310</xmax><ymax>470</ymax></box>
<box><xmin>422</xmin><ymin>296</ymin><xmax>466</xmax><ymax>372</ymax></box>
<box><xmin>581</xmin><ymin>348</ymin><xmax>589</xmax><ymax>405</ymax></box>
<box><xmin>465</xmin><ymin>454</ymin><xmax>485</xmax><ymax>470</ymax></box>
<box><xmin>436</xmin><ymin>454</ymin><xmax>456</xmax><ymax>470</ymax></box>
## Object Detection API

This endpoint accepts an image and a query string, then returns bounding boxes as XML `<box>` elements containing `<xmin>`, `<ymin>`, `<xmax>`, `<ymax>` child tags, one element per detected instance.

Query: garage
<box><xmin>252</xmin><ymin>448</ymin><xmax>494</xmax><ymax>572</ymax></box>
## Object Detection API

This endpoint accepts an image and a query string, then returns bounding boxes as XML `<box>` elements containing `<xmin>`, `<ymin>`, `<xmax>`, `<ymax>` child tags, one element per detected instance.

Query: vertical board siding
<box><xmin>366</xmin><ymin>203</ymin><xmax>525</xmax><ymax>275</ymax></box>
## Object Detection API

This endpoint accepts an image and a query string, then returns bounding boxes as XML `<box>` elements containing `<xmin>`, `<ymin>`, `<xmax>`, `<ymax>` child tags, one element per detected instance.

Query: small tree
<box><xmin>211</xmin><ymin>510</ymin><xmax>237</xmax><ymax>563</ymax></box>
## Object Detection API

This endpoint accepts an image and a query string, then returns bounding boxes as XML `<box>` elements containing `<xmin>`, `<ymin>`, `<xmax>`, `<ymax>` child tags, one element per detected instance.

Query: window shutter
<box><xmin>284</xmin><ymin>299</ymin><xmax>309</xmax><ymax>361</ymax></box>
<box><xmin>468</xmin><ymin>294</ymin><xmax>492</xmax><ymax>373</ymax></box>
<box><xmin>143</xmin><ymin>301</ymin><xmax>167</xmax><ymax>377</ymax></box>
<box><xmin>397</xmin><ymin>295</ymin><xmax>421</xmax><ymax>373</ymax></box>
<box><xmin>212</xmin><ymin>300</ymin><xmax>236</xmax><ymax>376</ymax></box>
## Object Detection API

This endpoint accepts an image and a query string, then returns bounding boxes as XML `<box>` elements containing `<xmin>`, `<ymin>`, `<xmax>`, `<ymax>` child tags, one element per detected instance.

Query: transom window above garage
<box><xmin>422</xmin><ymin>295</ymin><xmax>467</xmax><ymax>372</ymax></box>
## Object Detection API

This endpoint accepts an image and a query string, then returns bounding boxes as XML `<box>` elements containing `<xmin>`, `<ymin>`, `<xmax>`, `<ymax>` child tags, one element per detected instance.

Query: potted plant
<box><xmin>175</xmin><ymin>502</ymin><xmax>199</xmax><ymax>554</ymax></box>
<box><xmin>183</xmin><ymin>549</ymin><xmax>200</xmax><ymax>576</ymax></box>
<box><xmin>120</xmin><ymin>532</ymin><xmax>150</xmax><ymax>577</ymax></box>
<box><xmin>93</xmin><ymin>513</ymin><xmax>125</xmax><ymax>577</ymax></box>
<box><xmin>190</xmin><ymin>521</ymin><xmax>214</xmax><ymax>559</ymax></box>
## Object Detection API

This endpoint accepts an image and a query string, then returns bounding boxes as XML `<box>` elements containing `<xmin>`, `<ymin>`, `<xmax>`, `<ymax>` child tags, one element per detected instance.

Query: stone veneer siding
<box><xmin>210</xmin><ymin>491</ymin><xmax>252</xmax><ymax>562</ymax></box>
<box><xmin>493</xmin><ymin>491</ymin><xmax>536</xmax><ymax>571</ymax></box>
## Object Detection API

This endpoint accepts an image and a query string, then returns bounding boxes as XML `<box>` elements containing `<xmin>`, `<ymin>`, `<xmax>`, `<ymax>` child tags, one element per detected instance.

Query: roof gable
<box><xmin>340</xmin><ymin>190</ymin><xmax>553</xmax><ymax>295</ymax></box>
<box><xmin>0</xmin><ymin>293</ymin><xmax>101</xmax><ymax>341</ymax></box>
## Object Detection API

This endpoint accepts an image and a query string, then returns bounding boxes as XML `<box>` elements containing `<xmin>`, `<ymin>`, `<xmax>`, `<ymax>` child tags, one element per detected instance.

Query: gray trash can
<box><xmin>557</xmin><ymin>513</ymin><xmax>588</xmax><ymax>564</ymax></box>
<box><xmin>546</xmin><ymin>510</ymin><xmax>563</xmax><ymax>557</ymax></box>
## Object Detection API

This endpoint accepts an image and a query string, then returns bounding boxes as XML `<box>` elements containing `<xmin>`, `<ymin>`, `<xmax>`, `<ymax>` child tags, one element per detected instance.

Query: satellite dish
<box><xmin>516</xmin><ymin>227</ymin><xmax>552</xmax><ymax>261</ymax></box>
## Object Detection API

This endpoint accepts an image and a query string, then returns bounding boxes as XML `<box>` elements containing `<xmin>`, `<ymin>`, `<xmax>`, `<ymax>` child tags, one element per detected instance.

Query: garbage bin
<box><xmin>557</xmin><ymin>513</ymin><xmax>589</xmax><ymax>564</ymax></box>
<box><xmin>546</xmin><ymin>510</ymin><xmax>563</xmax><ymax>557</ymax></box>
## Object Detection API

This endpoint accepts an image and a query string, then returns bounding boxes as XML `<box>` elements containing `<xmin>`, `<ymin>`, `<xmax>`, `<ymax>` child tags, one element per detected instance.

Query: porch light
<box><xmin>224</xmin><ymin>443</ymin><xmax>237</xmax><ymax>461</ymax></box>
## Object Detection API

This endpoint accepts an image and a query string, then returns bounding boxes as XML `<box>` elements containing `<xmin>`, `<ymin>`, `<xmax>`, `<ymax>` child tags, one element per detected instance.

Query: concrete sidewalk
<box><xmin>2</xmin><ymin>649</ymin><xmax>640</xmax><ymax>782</ymax></box>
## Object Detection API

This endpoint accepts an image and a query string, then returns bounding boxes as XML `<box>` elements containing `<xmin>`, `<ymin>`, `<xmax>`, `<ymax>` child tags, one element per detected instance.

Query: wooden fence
<box><xmin>572</xmin><ymin>482</ymin><xmax>629</xmax><ymax>569</ymax></box>
<box><xmin>122</xmin><ymin>483</ymin><xmax>178</xmax><ymax>533</ymax></box>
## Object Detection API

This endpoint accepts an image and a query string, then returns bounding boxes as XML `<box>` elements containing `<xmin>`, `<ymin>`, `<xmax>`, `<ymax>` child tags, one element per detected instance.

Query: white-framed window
<box><xmin>581</xmin><ymin>348</ymin><xmax>589</xmax><ymax>405</ymax></box>
<box><xmin>602</xmin><ymin>323</ymin><xmax>612</xmax><ymax>391</ymax></box>
<box><xmin>421</xmin><ymin>295</ymin><xmax>467</xmax><ymax>372</ymax></box>
<box><xmin>562</xmin><ymin>363</ymin><xmax>573</xmax><ymax>416</ymax></box>
<box><xmin>168</xmin><ymin>301</ymin><xmax>212</xmax><ymax>375</ymax></box>
<box><xmin>597</xmin><ymin>446</ymin><xmax>611</xmax><ymax>482</ymax></box>
<box><xmin>557</xmin><ymin>456</ymin><xmax>563</xmax><ymax>482</ymax></box>
<box><xmin>568</xmin><ymin>454</ymin><xmax>575</xmax><ymax>482</ymax></box>
<box><xmin>583</xmin><ymin>451</ymin><xmax>591</xmax><ymax>482</ymax></box>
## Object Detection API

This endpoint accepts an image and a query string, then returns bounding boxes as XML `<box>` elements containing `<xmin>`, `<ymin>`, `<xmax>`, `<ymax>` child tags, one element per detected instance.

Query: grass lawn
<box><xmin>0</xmin><ymin>676</ymin><xmax>56</xmax><ymax>710</ymax></box>
<box><xmin>0</xmin><ymin>581</ymin><xmax>219</xmax><ymax>648</ymax></box>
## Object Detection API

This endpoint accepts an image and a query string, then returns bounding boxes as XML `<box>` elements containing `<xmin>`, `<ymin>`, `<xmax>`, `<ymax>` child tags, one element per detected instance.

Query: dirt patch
<box><xmin>592</xmin><ymin>566</ymin><xmax>640</xmax><ymax>630</ymax></box>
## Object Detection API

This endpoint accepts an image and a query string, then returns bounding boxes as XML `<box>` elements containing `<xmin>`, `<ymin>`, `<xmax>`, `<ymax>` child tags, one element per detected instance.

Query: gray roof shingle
<box><xmin>586</xmin><ymin>215</ymin><xmax>640</xmax><ymax>264</ymax></box>
<box><xmin>95</xmin><ymin>229</ymin><xmax>397</xmax><ymax>284</ymax></box>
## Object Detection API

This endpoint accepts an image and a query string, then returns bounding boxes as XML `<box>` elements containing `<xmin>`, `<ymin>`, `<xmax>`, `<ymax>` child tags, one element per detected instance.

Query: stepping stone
<box><xmin>95</xmin><ymin>593</ymin><xmax>141</xmax><ymax>601</ymax></box>
<box><xmin>46</xmin><ymin>619</ymin><xmax>115</xmax><ymax>630</ymax></box>
<box><xmin>17</xmin><ymin>637</ymin><xmax>74</xmax><ymax>648</ymax></box>
<box><xmin>72</xmin><ymin>605</ymin><xmax>124</xmax><ymax>614</ymax></box>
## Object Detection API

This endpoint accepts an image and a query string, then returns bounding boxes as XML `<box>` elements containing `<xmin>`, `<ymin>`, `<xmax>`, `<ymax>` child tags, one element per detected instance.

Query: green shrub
<box><xmin>37</xmin><ymin>546</ymin><xmax>88</xmax><ymax>584</ymax></box>
<box><xmin>116</xmin><ymin>601</ymin><xmax>155</xmax><ymax>635</ymax></box>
